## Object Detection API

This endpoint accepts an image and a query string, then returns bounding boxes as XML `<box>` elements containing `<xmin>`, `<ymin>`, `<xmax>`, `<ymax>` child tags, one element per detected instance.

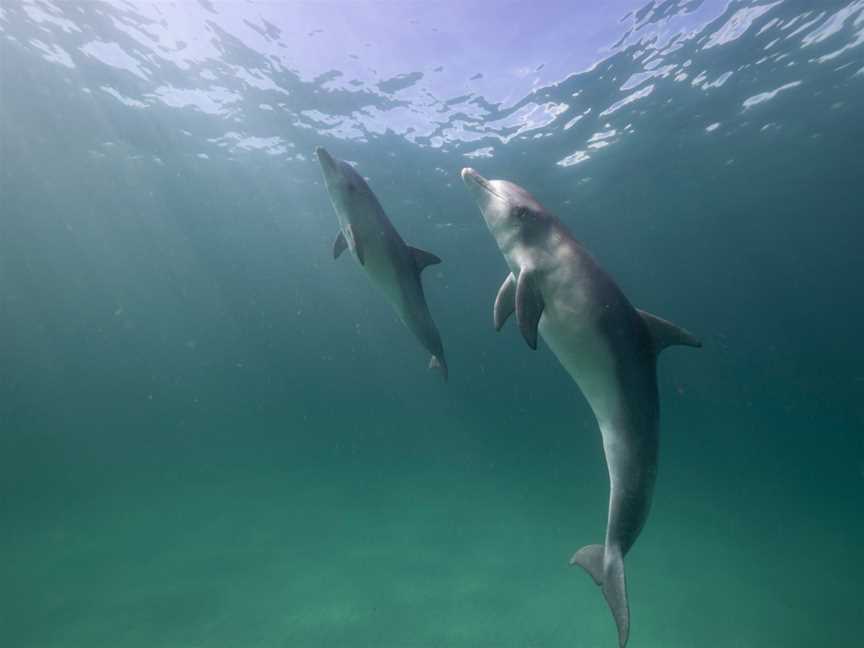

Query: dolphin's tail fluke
<box><xmin>570</xmin><ymin>544</ymin><xmax>604</xmax><ymax>584</ymax></box>
<box><xmin>570</xmin><ymin>543</ymin><xmax>630</xmax><ymax>648</ymax></box>
<box><xmin>428</xmin><ymin>355</ymin><xmax>448</xmax><ymax>382</ymax></box>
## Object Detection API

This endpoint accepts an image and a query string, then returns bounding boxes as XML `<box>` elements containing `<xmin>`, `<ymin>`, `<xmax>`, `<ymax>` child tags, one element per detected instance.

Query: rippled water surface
<box><xmin>2</xmin><ymin>1</ymin><xmax>863</xmax><ymax>646</ymax></box>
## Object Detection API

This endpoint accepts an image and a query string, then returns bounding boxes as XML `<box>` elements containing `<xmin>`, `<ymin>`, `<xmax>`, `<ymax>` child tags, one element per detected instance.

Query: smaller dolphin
<box><xmin>461</xmin><ymin>167</ymin><xmax>700</xmax><ymax>647</ymax></box>
<box><xmin>316</xmin><ymin>147</ymin><xmax>447</xmax><ymax>380</ymax></box>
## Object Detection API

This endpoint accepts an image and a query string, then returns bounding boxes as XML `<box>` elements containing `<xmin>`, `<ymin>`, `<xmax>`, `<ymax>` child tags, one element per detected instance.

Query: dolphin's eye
<box><xmin>347</xmin><ymin>183</ymin><xmax>357</xmax><ymax>192</ymax></box>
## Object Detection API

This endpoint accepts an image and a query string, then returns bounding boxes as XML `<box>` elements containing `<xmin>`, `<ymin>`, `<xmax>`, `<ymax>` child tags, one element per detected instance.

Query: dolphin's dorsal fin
<box><xmin>494</xmin><ymin>273</ymin><xmax>516</xmax><ymax>331</ymax></box>
<box><xmin>410</xmin><ymin>246</ymin><xmax>442</xmax><ymax>272</ymax></box>
<box><xmin>638</xmin><ymin>309</ymin><xmax>702</xmax><ymax>353</ymax></box>
<box><xmin>516</xmin><ymin>269</ymin><xmax>544</xmax><ymax>350</ymax></box>
<box><xmin>333</xmin><ymin>231</ymin><xmax>348</xmax><ymax>259</ymax></box>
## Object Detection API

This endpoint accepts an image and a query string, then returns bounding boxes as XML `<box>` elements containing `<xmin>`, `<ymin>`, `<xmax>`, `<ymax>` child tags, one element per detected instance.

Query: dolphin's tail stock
<box><xmin>570</xmin><ymin>543</ymin><xmax>630</xmax><ymax>648</ymax></box>
<box><xmin>428</xmin><ymin>354</ymin><xmax>448</xmax><ymax>382</ymax></box>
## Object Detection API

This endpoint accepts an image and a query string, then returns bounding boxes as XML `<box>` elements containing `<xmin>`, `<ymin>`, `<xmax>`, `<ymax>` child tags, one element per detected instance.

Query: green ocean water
<box><xmin>1</xmin><ymin>1</ymin><xmax>863</xmax><ymax>646</ymax></box>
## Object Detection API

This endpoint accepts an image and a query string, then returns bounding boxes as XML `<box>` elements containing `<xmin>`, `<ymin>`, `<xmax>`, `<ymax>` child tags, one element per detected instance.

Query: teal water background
<box><xmin>1</xmin><ymin>1</ymin><xmax>863</xmax><ymax>646</ymax></box>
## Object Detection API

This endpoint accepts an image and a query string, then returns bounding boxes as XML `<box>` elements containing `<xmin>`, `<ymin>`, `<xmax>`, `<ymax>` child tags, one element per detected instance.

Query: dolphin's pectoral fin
<box><xmin>410</xmin><ymin>246</ymin><xmax>442</xmax><ymax>273</ymax></box>
<box><xmin>515</xmin><ymin>270</ymin><xmax>544</xmax><ymax>350</ymax></box>
<box><xmin>333</xmin><ymin>231</ymin><xmax>348</xmax><ymax>259</ymax></box>
<box><xmin>570</xmin><ymin>543</ymin><xmax>629</xmax><ymax>646</ymax></box>
<box><xmin>493</xmin><ymin>273</ymin><xmax>516</xmax><ymax>331</ymax></box>
<box><xmin>570</xmin><ymin>543</ymin><xmax>604</xmax><ymax>585</ymax></box>
<box><xmin>638</xmin><ymin>309</ymin><xmax>701</xmax><ymax>353</ymax></box>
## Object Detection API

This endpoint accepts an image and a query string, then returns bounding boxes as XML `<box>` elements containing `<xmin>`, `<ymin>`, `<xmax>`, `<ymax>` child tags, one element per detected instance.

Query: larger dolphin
<box><xmin>316</xmin><ymin>147</ymin><xmax>447</xmax><ymax>380</ymax></box>
<box><xmin>461</xmin><ymin>167</ymin><xmax>700</xmax><ymax>647</ymax></box>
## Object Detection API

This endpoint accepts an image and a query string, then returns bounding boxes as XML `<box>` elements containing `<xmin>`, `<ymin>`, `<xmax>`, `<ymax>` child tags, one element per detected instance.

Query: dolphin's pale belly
<box><xmin>538</xmin><ymin>303</ymin><xmax>621</xmax><ymax>431</ymax></box>
<box><xmin>537</xmin><ymin>283</ymin><xmax>659</xmax><ymax>553</ymax></box>
<box><xmin>504</xmin><ymin>247</ymin><xmax>625</xmax><ymax>433</ymax></box>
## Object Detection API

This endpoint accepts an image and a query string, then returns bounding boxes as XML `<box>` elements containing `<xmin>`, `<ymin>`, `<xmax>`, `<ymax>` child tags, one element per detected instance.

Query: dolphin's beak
<box><xmin>461</xmin><ymin>167</ymin><xmax>487</xmax><ymax>202</ymax></box>
<box><xmin>461</xmin><ymin>167</ymin><xmax>504</xmax><ymax>203</ymax></box>
<box><xmin>316</xmin><ymin>147</ymin><xmax>345</xmax><ymax>192</ymax></box>
<box><xmin>461</xmin><ymin>167</ymin><xmax>485</xmax><ymax>190</ymax></box>
<box><xmin>315</xmin><ymin>146</ymin><xmax>339</xmax><ymax>180</ymax></box>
